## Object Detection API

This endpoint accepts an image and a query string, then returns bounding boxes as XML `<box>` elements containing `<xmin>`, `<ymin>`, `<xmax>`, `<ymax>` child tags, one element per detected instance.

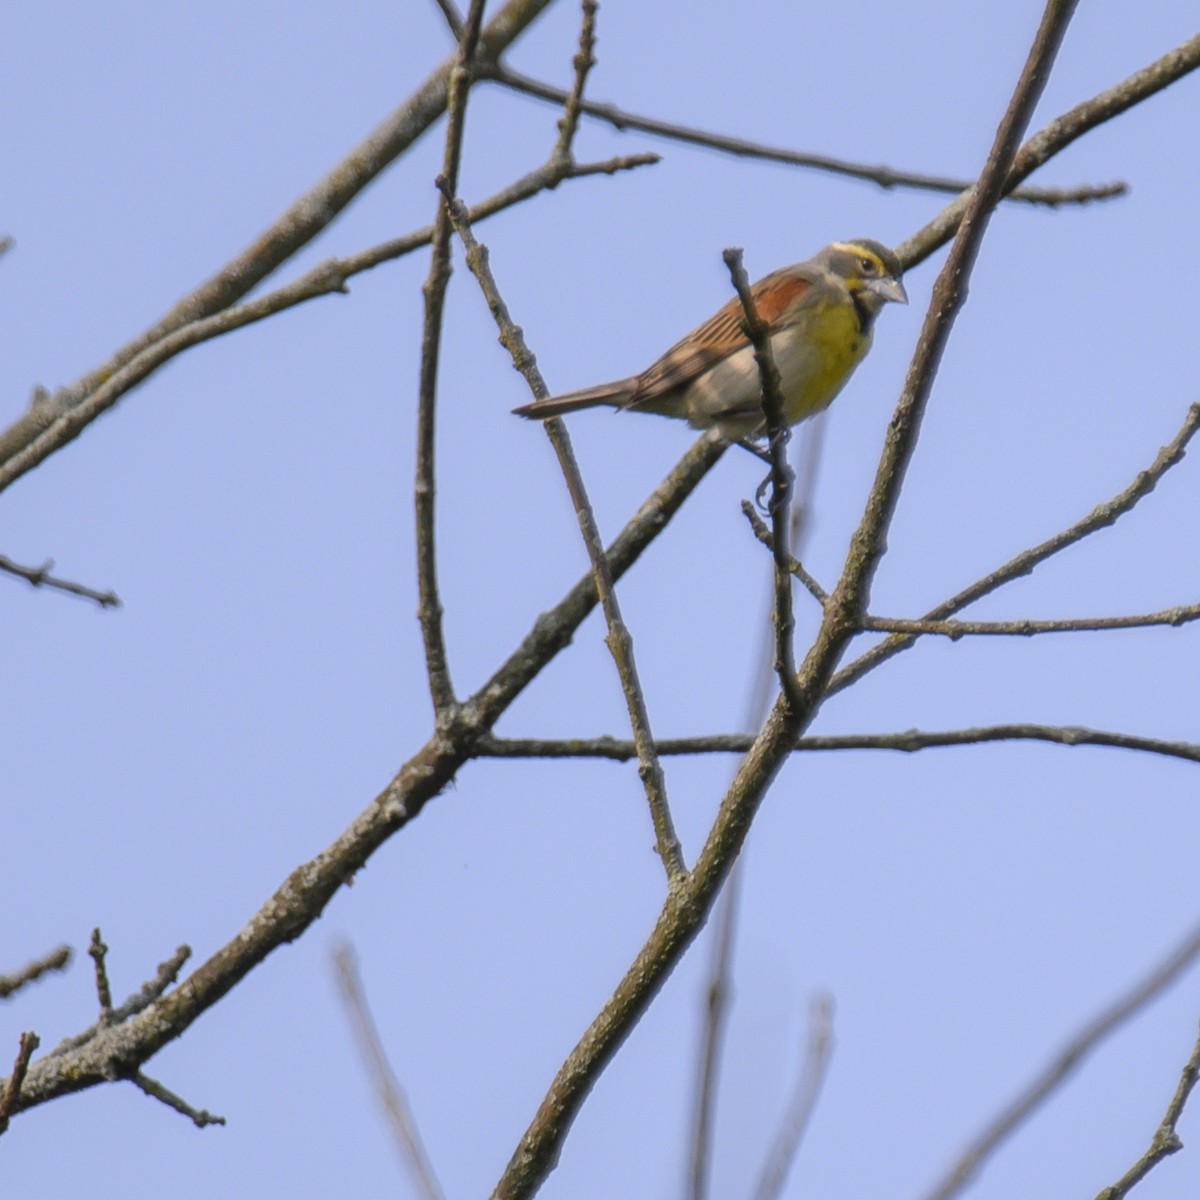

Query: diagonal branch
<box><xmin>1096</xmin><ymin>1018</ymin><xmax>1200</xmax><ymax>1200</ymax></box>
<box><xmin>334</xmin><ymin>942</ymin><xmax>446</xmax><ymax>1200</ymax></box>
<box><xmin>0</xmin><ymin>0</ymin><xmax>561</xmax><ymax>485</ymax></box>
<box><xmin>0</xmin><ymin>946</ymin><xmax>72</xmax><ymax>1000</ymax></box>
<box><xmin>437</xmin><ymin>179</ymin><xmax>686</xmax><ymax>884</ymax></box>
<box><xmin>922</xmin><ymin>920</ymin><xmax>1200</xmax><ymax>1200</ymax></box>
<box><xmin>0</xmin><ymin>430</ymin><xmax>718</xmax><ymax>1121</ymax></box>
<box><xmin>0</xmin><ymin>150</ymin><xmax>656</xmax><ymax>498</ymax></box>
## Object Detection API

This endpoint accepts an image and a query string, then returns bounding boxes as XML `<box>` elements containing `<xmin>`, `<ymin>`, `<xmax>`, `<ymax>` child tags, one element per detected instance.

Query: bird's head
<box><xmin>823</xmin><ymin>239</ymin><xmax>908</xmax><ymax>322</ymax></box>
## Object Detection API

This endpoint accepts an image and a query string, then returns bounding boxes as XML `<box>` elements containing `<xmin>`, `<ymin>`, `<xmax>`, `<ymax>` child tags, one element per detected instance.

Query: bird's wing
<box><xmin>624</xmin><ymin>266</ymin><xmax>815</xmax><ymax>408</ymax></box>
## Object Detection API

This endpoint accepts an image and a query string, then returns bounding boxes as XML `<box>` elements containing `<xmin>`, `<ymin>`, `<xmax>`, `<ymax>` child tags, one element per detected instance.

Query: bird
<box><xmin>513</xmin><ymin>239</ymin><xmax>907</xmax><ymax>441</ymax></box>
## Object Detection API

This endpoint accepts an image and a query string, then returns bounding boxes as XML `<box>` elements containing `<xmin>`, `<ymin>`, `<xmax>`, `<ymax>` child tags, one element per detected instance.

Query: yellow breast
<box><xmin>773</xmin><ymin>295</ymin><xmax>872</xmax><ymax>423</ymax></box>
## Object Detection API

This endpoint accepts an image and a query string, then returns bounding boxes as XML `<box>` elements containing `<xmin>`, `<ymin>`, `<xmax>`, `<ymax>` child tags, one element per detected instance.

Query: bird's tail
<box><xmin>512</xmin><ymin>378</ymin><xmax>638</xmax><ymax>420</ymax></box>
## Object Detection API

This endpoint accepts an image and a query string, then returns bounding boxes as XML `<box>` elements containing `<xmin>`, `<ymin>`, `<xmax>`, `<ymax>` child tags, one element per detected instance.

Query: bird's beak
<box><xmin>868</xmin><ymin>276</ymin><xmax>908</xmax><ymax>305</ymax></box>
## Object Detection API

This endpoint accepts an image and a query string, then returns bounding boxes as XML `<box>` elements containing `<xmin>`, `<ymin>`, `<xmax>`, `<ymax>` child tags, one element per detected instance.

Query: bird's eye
<box><xmin>859</xmin><ymin>257</ymin><xmax>876</xmax><ymax>274</ymax></box>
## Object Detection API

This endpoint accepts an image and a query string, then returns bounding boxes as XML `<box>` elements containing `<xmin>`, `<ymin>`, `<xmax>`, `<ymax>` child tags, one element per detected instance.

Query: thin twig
<box><xmin>862</xmin><ymin>603</ymin><xmax>1200</xmax><ymax>639</ymax></box>
<box><xmin>723</xmin><ymin>249</ymin><xmax>801</xmax><ymax>714</ymax></box>
<box><xmin>0</xmin><ymin>0</ymin><xmax>559</xmax><ymax>484</ymax></box>
<box><xmin>751</xmin><ymin>995</ymin><xmax>835</xmax><ymax>1200</ymax></box>
<box><xmin>482</xmin><ymin>62</ymin><xmax>1123</xmax><ymax>206</ymax></box>
<box><xmin>131</xmin><ymin>1072</ymin><xmax>225</xmax><ymax>1128</ymax></box>
<box><xmin>1096</xmin><ymin>1020</ymin><xmax>1200</xmax><ymax>1200</ymax></box>
<box><xmin>0</xmin><ymin>553</ymin><xmax>121</xmax><ymax>608</ymax></box>
<box><xmin>439</xmin><ymin>181</ymin><xmax>686</xmax><ymax>884</ymax></box>
<box><xmin>334</xmin><ymin>942</ymin><xmax>447</xmax><ymax>1200</ymax></box>
<box><xmin>921</xmin><ymin>921</ymin><xmax>1200</xmax><ymax>1200</ymax></box>
<box><xmin>0</xmin><ymin>945</ymin><xmax>72</xmax><ymax>1000</ymax></box>
<box><xmin>415</xmin><ymin>0</ymin><xmax>488</xmax><ymax>716</ymax></box>
<box><xmin>827</xmin><ymin>402</ymin><xmax>1200</xmax><ymax>699</ymax></box>
<box><xmin>0</xmin><ymin>1034</ymin><xmax>39</xmax><ymax>1136</ymax></box>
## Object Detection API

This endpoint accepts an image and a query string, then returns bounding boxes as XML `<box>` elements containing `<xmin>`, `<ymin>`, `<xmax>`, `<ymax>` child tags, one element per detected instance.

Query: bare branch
<box><xmin>723</xmin><ymin>248</ymin><xmax>801</xmax><ymax>714</ymax></box>
<box><xmin>922</xmin><ymin>921</ymin><xmax>1200</xmax><ymax>1200</ymax></box>
<box><xmin>0</xmin><ymin>553</ymin><xmax>121</xmax><ymax>608</ymax></box>
<box><xmin>0</xmin><ymin>412</ymin><xmax>720</xmax><ymax>1125</ymax></box>
<box><xmin>751</xmin><ymin>995</ymin><xmax>835</xmax><ymax>1200</ymax></box>
<box><xmin>131</xmin><ymin>1072</ymin><xmax>225</xmax><ymax>1129</ymax></box>
<box><xmin>438</xmin><ymin>181</ymin><xmax>686</xmax><ymax>884</ymax></box>
<box><xmin>0</xmin><ymin>1034</ymin><xmax>39</xmax><ymax>1137</ymax></box>
<box><xmin>416</xmin><ymin>0</ymin><xmax>489</xmax><ymax>716</ymax></box>
<box><xmin>333</xmin><ymin>942</ymin><xmax>447</xmax><ymax>1200</ymax></box>
<box><xmin>482</xmin><ymin>63</ymin><xmax>1122</xmax><ymax>206</ymax></box>
<box><xmin>1096</xmin><ymin>1020</ymin><xmax>1200</xmax><ymax>1200</ymax></box>
<box><xmin>0</xmin><ymin>945</ymin><xmax>72</xmax><ymax>1000</ymax></box>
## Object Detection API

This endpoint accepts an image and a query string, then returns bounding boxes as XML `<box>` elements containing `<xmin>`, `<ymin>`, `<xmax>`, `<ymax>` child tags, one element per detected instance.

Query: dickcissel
<box><xmin>514</xmin><ymin>239</ymin><xmax>907</xmax><ymax>440</ymax></box>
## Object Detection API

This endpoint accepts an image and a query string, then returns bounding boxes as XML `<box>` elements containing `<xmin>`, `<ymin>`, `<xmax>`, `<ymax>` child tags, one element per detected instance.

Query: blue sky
<box><xmin>3</xmin><ymin>3</ymin><xmax>1200</xmax><ymax>1198</ymax></box>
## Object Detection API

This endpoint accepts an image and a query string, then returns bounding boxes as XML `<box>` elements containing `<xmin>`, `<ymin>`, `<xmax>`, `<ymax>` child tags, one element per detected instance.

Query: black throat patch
<box><xmin>851</xmin><ymin>290</ymin><xmax>878</xmax><ymax>335</ymax></box>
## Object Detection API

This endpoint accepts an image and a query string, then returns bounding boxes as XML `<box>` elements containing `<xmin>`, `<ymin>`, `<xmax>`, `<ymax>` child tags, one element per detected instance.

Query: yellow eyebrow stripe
<box><xmin>830</xmin><ymin>240</ymin><xmax>880</xmax><ymax>264</ymax></box>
